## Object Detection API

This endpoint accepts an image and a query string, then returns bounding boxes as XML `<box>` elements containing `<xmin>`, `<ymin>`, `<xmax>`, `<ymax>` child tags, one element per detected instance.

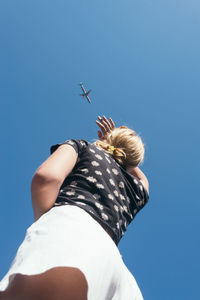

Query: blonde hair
<box><xmin>94</xmin><ymin>127</ymin><xmax>145</xmax><ymax>167</ymax></box>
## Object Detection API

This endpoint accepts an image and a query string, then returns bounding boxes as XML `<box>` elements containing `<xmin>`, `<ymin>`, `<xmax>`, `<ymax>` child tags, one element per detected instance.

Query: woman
<box><xmin>0</xmin><ymin>116</ymin><xmax>149</xmax><ymax>300</ymax></box>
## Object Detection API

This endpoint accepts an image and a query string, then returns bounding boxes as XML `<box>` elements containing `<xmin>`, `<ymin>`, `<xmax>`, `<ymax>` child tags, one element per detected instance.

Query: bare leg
<box><xmin>1</xmin><ymin>267</ymin><xmax>88</xmax><ymax>300</ymax></box>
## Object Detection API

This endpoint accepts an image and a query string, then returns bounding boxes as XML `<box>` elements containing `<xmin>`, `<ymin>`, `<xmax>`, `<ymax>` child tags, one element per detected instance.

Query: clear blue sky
<box><xmin>0</xmin><ymin>1</ymin><xmax>200</xmax><ymax>299</ymax></box>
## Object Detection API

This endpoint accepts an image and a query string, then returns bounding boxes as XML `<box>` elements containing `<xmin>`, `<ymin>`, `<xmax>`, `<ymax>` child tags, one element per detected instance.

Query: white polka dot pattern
<box><xmin>119</xmin><ymin>181</ymin><xmax>124</xmax><ymax>188</ymax></box>
<box><xmin>96</xmin><ymin>183</ymin><xmax>104</xmax><ymax>189</ymax></box>
<box><xmin>114</xmin><ymin>205</ymin><xmax>119</xmax><ymax>212</ymax></box>
<box><xmin>95</xmin><ymin>170</ymin><xmax>102</xmax><ymax>175</ymax></box>
<box><xmin>105</xmin><ymin>157</ymin><xmax>111</xmax><ymax>164</ymax></box>
<box><xmin>139</xmin><ymin>185</ymin><xmax>143</xmax><ymax>191</ymax></box>
<box><xmin>77</xmin><ymin>195</ymin><xmax>86</xmax><ymax>199</ymax></box>
<box><xmin>123</xmin><ymin>206</ymin><xmax>128</xmax><ymax>213</ymax></box>
<box><xmin>138</xmin><ymin>200</ymin><xmax>144</xmax><ymax>206</ymax></box>
<box><xmin>66</xmin><ymin>191</ymin><xmax>75</xmax><ymax>196</ymax></box>
<box><xmin>91</xmin><ymin>161</ymin><xmax>100</xmax><ymax>167</ymax></box>
<box><xmin>89</xmin><ymin>149</ymin><xmax>95</xmax><ymax>153</ymax></box>
<box><xmin>109</xmin><ymin>179</ymin><xmax>115</xmax><ymax>186</ymax></box>
<box><xmin>113</xmin><ymin>190</ymin><xmax>119</xmax><ymax>197</ymax></box>
<box><xmin>106</xmin><ymin>168</ymin><xmax>111</xmax><ymax>174</ymax></box>
<box><xmin>108</xmin><ymin>194</ymin><xmax>114</xmax><ymax>200</ymax></box>
<box><xmin>80</xmin><ymin>168</ymin><xmax>89</xmax><ymax>174</ymax></box>
<box><xmin>120</xmin><ymin>206</ymin><xmax>124</xmax><ymax>213</ymax></box>
<box><xmin>95</xmin><ymin>154</ymin><xmax>103</xmax><ymax>160</ymax></box>
<box><xmin>101</xmin><ymin>213</ymin><xmax>109</xmax><ymax>220</ymax></box>
<box><xmin>51</xmin><ymin>139</ymin><xmax>149</xmax><ymax>245</ymax></box>
<box><xmin>120</xmin><ymin>194</ymin><xmax>125</xmax><ymax>201</ymax></box>
<box><xmin>86</xmin><ymin>176</ymin><xmax>97</xmax><ymax>183</ymax></box>
<box><xmin>95</xmin><ymin>202</ymin><xmax>104</xmax><ymax>210</ymax></box>
<box><xmin>112</xmin><ymin>168</ymin><xmax>119</xmax><ymax>175</ymax></box>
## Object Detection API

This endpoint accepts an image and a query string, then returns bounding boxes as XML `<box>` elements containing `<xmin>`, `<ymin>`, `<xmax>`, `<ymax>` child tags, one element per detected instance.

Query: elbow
<box><xmin>31</xmin><ymin>170</ymin><xmax>62</xmax><ymax>221</ymax></box>
<box><xmin>31</xmin><ymin>169</ymin><xmax>62</xmax><ymax>186</ymax></box>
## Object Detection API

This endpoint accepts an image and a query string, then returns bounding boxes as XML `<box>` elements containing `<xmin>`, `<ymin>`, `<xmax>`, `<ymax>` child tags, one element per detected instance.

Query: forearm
<box><xmin>129</xmin><ymin>167</ymin><xmax>145</xmax><ymax>180</ymax></box>
<box><xmin>127</xmin><ymin>166</ymin><xmax>149</xmax><ymax>193</ymax></box>
<box><xmin>31</xmin><ymin>175</ymin><xmax>61</xmax><ymax>222</ymax></box>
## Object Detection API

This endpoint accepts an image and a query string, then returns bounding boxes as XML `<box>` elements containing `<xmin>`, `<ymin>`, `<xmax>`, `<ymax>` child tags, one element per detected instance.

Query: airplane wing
<box><xmin>86</xmin><ymin>89</ymin><xmax>91</xmax><ymax>96</ymax></box>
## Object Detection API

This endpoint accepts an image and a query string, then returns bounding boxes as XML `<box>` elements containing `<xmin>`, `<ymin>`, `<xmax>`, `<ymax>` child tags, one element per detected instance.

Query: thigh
<box><xmin>3</xmin><ymin>267</ymin><xmax>88</xmax><ymax>300</ymax></box>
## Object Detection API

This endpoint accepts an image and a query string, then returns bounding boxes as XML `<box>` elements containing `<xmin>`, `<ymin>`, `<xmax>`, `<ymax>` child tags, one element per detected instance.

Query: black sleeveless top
<box><xmin>50</xmin><ymin>139</ymin><xmax>149</xmax><ymax>245</ymax></box>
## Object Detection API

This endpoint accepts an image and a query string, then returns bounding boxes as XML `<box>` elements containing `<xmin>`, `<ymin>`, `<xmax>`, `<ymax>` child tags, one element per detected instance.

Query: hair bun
<box><xmin>94</xmin><ymin>127</ymin><xmax>144</xmax><ymax>167</ymax></box>
<box><xmin>112</xmin><ymin>147</ymin><xmax>126</xmax><ymax>164</ymax></box>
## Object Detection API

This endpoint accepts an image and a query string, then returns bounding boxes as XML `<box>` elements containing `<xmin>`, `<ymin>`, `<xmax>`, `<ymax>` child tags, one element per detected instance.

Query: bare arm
<box><xmin>31</xmin><ymin>144</ymin><xmax>77</xmax><ymax>221</ymax></box>
<box><xmin>126</xmin><ymin>166</ymin><xmax>149</xmax><ymax>194</ymax></box>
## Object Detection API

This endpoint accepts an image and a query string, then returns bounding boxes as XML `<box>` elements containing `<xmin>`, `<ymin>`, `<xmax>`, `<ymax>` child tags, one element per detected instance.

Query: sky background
<box><xmin>0</xmin><ymin>0</ymin><xmax>200</xmax><ymax>299</ymax></box>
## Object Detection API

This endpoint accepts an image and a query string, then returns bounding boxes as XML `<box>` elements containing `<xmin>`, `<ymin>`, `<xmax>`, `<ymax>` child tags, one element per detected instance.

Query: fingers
<box><xmin>102</xmin><ymin>116</ymin><xmax>112</xmax><ymax>130</ymax></box>
<box><xmin>98</xmin><ymin>116</ymin><xmax>115</xmax><ymax>130</ymax></box>
<box><xmin>108</xmin><ymin>117</ymin><xmax>115</xmax><ymax>129</ymax></box>
<box><xmin>96</xmin><ymin>115</ymin><xmax>115</xmax><ymax>141</ymax></box>
<box><xmin>96</xmin><ymin>120</ymin><xmax>107</xmax><ymax>137</ymax></box>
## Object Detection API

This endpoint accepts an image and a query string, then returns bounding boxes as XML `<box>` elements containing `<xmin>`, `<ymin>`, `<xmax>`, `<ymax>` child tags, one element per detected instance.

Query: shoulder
<box><xmin>50</xmin><ymin>139</ymin><xmax>89</xmax><ymax>156</ymax></box>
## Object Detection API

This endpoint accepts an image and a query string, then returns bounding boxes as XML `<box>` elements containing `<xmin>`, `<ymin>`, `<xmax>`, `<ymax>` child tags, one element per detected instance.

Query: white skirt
<box><xmin>0</xmin><ymin>205</ymin><xmax>143</xmax><ymax>300</ymax></box>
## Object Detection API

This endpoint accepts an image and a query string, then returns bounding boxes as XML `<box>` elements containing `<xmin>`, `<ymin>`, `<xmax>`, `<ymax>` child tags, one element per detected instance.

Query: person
<box><xmin>0</xmin><ymin>116</ymin><xmax>149</xmax><ymax>300</ymax></box>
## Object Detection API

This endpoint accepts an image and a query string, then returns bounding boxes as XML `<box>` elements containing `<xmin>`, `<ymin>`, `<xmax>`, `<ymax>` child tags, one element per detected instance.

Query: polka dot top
<box><xmin>50</xmin><ymin>139</ymin><xmax>149</xmax><ymax>245</ymax></box>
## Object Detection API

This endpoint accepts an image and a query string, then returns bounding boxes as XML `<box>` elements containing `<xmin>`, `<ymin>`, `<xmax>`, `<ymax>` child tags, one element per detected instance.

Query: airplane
<box><xmin>79</xmin><ymin>82</ymin><xmax>92</xmax><ymax>103</ymax></box>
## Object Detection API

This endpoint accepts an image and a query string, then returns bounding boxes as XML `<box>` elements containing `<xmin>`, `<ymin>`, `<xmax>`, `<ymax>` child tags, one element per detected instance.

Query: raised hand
<box><xmin>96</xmin><ymin>115</ymin><xmax>115</xmax><ymax>141</ymax></box>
